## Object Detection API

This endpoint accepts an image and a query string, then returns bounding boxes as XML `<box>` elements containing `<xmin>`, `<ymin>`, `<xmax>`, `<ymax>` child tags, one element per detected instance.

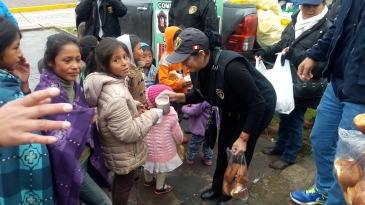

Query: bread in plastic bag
<box><xmin>335</xmin><ymin>128</ymin><xmax>365</xmax><ymax>205</ymax></box>
<box><xmin>354</xmin><ymin>114</ymin><xmax>365</xmax><ymax>135</ymax></box>
<box><xmin>222</xmin><ymin>148</ymin><xmax>249</xmax><ymax>201</ymax></box>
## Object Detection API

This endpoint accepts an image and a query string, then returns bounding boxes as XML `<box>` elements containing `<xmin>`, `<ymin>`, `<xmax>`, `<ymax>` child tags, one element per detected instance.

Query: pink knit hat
<box><xmin>146</xmin><ymin>84</ymin><xmax>173</xmax><ymax>108</ymax></box>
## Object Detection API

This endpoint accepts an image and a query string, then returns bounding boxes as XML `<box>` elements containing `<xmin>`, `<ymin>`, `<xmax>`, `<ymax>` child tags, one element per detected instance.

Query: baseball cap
<box><xmin>298</xmin><ymin>0</ymin><xmax>324</xmax><ymax>5</ymax></box>
<box><xmin>166</xmin><ymin>28</ymin><xmax>210</xmax><ymax>64</ymax></box>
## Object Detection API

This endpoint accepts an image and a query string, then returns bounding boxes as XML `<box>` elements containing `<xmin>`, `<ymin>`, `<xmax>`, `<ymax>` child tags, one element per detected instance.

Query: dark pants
<box><xmin>172</xmin><ymin>102</ymin><xmax>184</xmax><ymax>122</ymax></box>
<box><xmin>111</xmin><ymin>171</ymin><xmax>135</xmax><ymax>205</ymax></box>
<box><xmin>211</xmin><ymin>108</ymin><xmax>275</xmax><ymax>201</ymax></box>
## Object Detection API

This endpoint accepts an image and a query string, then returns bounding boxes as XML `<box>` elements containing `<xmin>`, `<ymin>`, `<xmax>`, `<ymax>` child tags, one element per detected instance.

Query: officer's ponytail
<box><xmin>204</xmin><ymin>30</ymin><xmax>222</xmax><ymax>49</ymax></box>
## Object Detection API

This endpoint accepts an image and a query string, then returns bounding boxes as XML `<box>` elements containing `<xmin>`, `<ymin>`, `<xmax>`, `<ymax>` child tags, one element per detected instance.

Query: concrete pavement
<box><xmin>16</xmin><ymin>8</ymin><xmax>318</xmax><ymax>205</ymax></box>
<box><xmin>4</xmin><ymin>0</ymin><xmax>77</xmax><ymax>8</ymax></box>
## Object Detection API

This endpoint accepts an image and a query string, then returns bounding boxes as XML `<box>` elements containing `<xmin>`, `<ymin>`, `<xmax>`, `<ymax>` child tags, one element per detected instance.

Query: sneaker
<box><xmin>154</xmin><ymin>184</ymin><xmax>173</xmax><ymax>195</ymax></box>
<box><xmin>183</xmin><ymin>136</ymin><xmax>188</xmax><ymax>143</ymax></box>
<box><xmin>201</xmin><ymin>153</ymin><xmax>212</xmax><ymax>166</ymax></box>
<box><xmin>290</xmin><ymin>187</ymin><xmax>327</xmax><ymax>205</ymax></box>
<box><xmin>144</xmin><ymin>177</ymin><xmax>156</xmax><ymax>187</ymax></box>
<box><xmin>186</xmin><ymin>154</ymin><xmax>194</xmax><ymax>165</ymax></box>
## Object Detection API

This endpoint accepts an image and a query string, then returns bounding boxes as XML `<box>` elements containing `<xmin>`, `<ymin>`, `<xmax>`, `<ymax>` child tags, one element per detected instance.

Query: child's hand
<box><xmin>92</xmin><ymin>109</ymin><xmax>97</xmax><ymax>124</ymax></box>
<box><xmin>137</xmin><ymin>104</ymin><xmax>145</xmax><ymax>115</ymax></box>
<box><xmin>13</xmin><ymin>56</ymin><xmax>30</xmax><ymax>84</ymax></box>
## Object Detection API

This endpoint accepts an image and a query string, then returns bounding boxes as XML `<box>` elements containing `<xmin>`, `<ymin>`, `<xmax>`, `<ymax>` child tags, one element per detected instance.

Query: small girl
<box><xmin>35</xmin><ymin>33</ymin><xmax>110</xmax><ymax>205</ymax></box>
<box><xmin>182</xmin><ymin>102</ymin><xmax>220</xmax><ymax>166</ymax></box>
<box><xmin>0</xmin><ymin>17</ymin><xmax>54</xmax><ymax>204</ymax></box>
<box><xmin>83</xmin><ymin>37</ymin><xmax>159</xmax><ymax>205</ymax></box>
<box><xmin>143</xmin><ymin>85</ymin><xmax>183</xmax><ymax>195</ymax></box>
<box><xmin>141</xmin><ymin>42</ymin><xmax>158</xmax><ymax>88</ymax></box>
<box><xmin>79</xmin><ymin>35</ymin><xmax>98</xmax><ymax>89</ymax></box>
<box><xmin>117</xmin><ymin>34</ymin><xmax>147</xmax><ymax>105</ymax></box>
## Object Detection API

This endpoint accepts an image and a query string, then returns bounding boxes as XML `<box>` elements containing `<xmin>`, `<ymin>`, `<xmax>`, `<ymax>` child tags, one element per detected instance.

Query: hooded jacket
<box><xmin>117</xmin><ymin>35</ymin><xmax>147</xmax><ymax>104</ymax></box>
<box><xmin>141</xmin><ymin>42</ymin><xmax>159</xmax><ymax>88</ymax></box>
<box><xmin>83</xmin><ymin>72</ymin><xmax>159</xmax><ymax>175</ymax></box>
<box><xmin>158</xmin><ymin>26</ymin><xmax>190</xmax><ymax>93</ymax></box>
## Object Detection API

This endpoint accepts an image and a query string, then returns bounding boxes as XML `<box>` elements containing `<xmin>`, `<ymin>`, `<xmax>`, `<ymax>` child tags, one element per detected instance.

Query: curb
<box><xmin>20</xmin><ymin>26</ymin><xmax>77</xmax><ymax>37</ymax></box>
<box><xmin>9</xmin><ymin>3</ymin><xmax>76</xmax><ymax>13</ymax></box>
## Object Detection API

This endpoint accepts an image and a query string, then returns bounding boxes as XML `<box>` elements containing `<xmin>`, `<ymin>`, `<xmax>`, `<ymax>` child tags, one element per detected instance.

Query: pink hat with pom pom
<box><xmin>146</xmin><ymin>84</ymin><xmax>173</xmax><ymax>108</ymax></box>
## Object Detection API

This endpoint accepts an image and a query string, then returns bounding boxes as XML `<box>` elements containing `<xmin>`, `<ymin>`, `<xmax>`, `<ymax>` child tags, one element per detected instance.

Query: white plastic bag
<box><xmin>255</xmin><ymin>58</ymin><xmax>267</xmax><ymax>74</ymax></box>
<box><xmin>263</xmin><ymin>53</ymin><xmax>294</xmax><ymax>114</ymax></box>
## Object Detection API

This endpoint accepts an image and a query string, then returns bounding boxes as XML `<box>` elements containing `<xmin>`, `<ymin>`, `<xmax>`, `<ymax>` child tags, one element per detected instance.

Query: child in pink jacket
<box><xmin>143</xmin><ymin>85</ymin><xmax>183</xmax><ymax>195</ymax></box>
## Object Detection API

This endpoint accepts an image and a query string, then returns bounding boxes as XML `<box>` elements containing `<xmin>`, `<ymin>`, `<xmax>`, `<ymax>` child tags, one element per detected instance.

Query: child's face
<box><xmin>0</xmin><ymin>34</ymin><xmax>23</xmax><ymax>71</ymax></box>
<box><xmin>141</xmin><ymin>50</ymin><xmax>153</xmax><ymax>68</ymax></box>
<box><xmin>133</xmin><ymin>42</ymin><xmax>143</xmax><ymax>62</ymax></box>
<box><xmin>49</xmin><ymin>43</ymin><xmax>82</xmax><ymax>82</ymax></box>
<box><xmin>109</xmin><ymin>47</ymin><xmax>130</xmax><ymax>77</ymax></box>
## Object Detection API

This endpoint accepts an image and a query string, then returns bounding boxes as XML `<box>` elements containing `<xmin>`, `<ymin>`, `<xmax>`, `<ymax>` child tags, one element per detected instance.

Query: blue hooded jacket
<box><xmin>306</xmin><ymin>0</ymin><xmax>365</xmax><ymax>104</ymax></box>
<box><xmin>0</xmin><ymin>0</ymin><xmax>18</xmax><ymax>25</ymax></box>
<box><xmin>141</xmin><ymin>42</ymin><xmax>159</xmax><ymax>88</ymax></box>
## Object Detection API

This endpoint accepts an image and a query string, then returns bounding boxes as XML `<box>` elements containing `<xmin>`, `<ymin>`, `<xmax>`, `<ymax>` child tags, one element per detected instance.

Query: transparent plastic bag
<box><xmin>255</xmin><ymin>58</ymin><xmax>267</xmax><ymax>74</ymax></box>
<box><xmin>263</xmin><ymin>53</ymin><xmax>294</xmax><ymax>114</ymax></box>
<box><xmin>222</xmin><ymin>148</ymin><xmax>249</xmax><ymax>201</ymax></box>
<box><xmin>335</xmin><ymin>128</ymin><xmax>365</xmax><ymax>205</ymax></box>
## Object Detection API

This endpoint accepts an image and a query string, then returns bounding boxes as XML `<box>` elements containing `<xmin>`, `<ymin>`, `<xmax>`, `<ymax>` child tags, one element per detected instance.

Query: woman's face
<box><xmin>0</xmin><ymin>34</ymin><xmax>23</xmax><ymax>71</ymax></box>
<box><xmin>133</xmin><ymin>42</ymin><xmax>143</xmax><ymax>62</ymax></box>
<box><xmin>182</xmin><ymin>51</ymin><xmax>208</xmax><ymax>73</ymax></box>
<box><xmin>301</xmin><ymin>3</ymin><xmax>325</xmax><ymax>19</ymax></box>
<box><xmin>108</xmin><ymin>47</ymin><xmax>130</xmax><ymax>77</ymax></box>
<box><xmin>49</xmin><ymin>43</ymin><xmax>82</xmax><ymax>82</ymax></box>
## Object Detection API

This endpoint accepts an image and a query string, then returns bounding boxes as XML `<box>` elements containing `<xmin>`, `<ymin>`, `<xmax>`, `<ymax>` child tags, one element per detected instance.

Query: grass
<box><xmin>263</xmin><ymin>108</ymin><xmax>317</xmax><ymax>160</ymax></box>
<box><xmin>62</xmin><ymin>27</ymin><xmax>78</xmax><ymax>36</ymax></box>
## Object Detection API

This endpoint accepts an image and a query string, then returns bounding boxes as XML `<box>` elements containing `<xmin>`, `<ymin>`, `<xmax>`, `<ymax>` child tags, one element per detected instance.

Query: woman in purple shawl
<box><xmin>35</xmin><ymin>33</ymin><xmax>111</xmax><ymax>205</ymax></box>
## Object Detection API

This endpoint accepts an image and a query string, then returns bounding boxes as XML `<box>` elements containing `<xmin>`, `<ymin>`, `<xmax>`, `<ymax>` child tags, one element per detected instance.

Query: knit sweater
<box><xmin>143</xmin><ymin>107</ymin><xmax>183</xmax><ymax>162</ymax></box>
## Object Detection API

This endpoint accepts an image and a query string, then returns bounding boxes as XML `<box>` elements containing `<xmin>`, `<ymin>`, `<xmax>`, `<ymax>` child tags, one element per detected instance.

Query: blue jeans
<box><xmin>80</xmin><ymin>161</ymin><xmax>112</xmax><ymax>205</ymax></box>
<box><xmin>186</xmin><ymin>134</ymin><xmax>213</xmax><ymax>162</ymax></box>
<box><xmin>274</xmin><ymin>105</ymin><xmax>307</xmax><ymax>163</ymax></box>
<box><xmin>310</xmin><ymin>83</ymin><xmax>365</xmax><ymax>205</ymax></box>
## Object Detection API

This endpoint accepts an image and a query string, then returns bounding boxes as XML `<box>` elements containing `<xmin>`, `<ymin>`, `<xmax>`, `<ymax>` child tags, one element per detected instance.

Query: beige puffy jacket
<box><xmin>83</xmin><ymin>72</ymin><xmax>158</xmax><ymax>175</ymax></box>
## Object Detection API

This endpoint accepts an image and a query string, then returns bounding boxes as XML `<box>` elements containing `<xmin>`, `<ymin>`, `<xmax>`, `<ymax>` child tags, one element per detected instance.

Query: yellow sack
<box><xmin>256</xmin><ymin>9</ymin><xmax>284</xmax><ymax>47</ymax></box>
<box><xmin>232</xmin><ymin>0</ymin><xmax>282</xmax><ymax>17</ymax></box>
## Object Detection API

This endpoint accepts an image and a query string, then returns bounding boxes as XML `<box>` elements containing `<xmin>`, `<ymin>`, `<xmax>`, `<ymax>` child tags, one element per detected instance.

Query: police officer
<box><xmin>168</xmin><ymin>0</ymin><xmax>219</xmax><ymax>33</ymax></box>
<box><xmin>163</xmin><ymin>28</ymin><xmax>276</xmax><ymax>205</ymax></box>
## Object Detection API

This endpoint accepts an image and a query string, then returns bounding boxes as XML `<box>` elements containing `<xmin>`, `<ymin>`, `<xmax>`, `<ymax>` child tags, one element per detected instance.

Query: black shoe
<box><xmin>268</xmin><ymin>159</ymin><xmax>293</xmax><ymax>170</ymax></box>
<box><xmin>261</xmin><ymin>147</ymin><xmax>283</xmax><ymax>155</ymax></box>
<box><xmin>200</xmin><ymin>188</ymin><xmax>220</xmax><ymax>200</ymax></box>
<box><xmin>184</xmin><ymin>128</ymin><xmax>192</xmax><ymax>134</ymax></box>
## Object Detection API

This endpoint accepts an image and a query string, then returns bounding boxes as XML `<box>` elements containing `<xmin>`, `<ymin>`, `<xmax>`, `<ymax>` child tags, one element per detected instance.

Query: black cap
<box><xmin>166</xmin><ymin>28</ymin><xmax>210</xmax><ymax>64</ymax></box>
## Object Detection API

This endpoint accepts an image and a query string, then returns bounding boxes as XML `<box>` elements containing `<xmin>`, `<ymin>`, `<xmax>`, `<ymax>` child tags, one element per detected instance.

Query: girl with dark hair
<box><xmin>116</xmin><ymin>34</ymin><xmax>147</xmax><ymax>105</ymax></box>
<box><xmin>79</xmin><ymin>35</ymin><xmax>98</xmax><ymax>89</ymax></box>
<box><xmin>35</xmin><ymin>33</ymin><xmax>111</xmax><ymax>205</ymax></box>
<box><xmin>83</xmin><ymin>38</ymin><xmax>159</xmax><ymax>205</ymax></box>
<box><xmin>0</xmin><ymin>16</ymin><xmax>55</xmax><ymax>204</ymax></box>
<box><xmin>163</xmin><ymin>28</ymin><xmax>276</xmax><ymax>205</ymax></box>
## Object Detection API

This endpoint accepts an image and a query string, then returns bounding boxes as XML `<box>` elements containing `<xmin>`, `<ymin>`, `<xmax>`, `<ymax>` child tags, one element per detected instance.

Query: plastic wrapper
<box><xmin>263</xmin><ymin>53</ymin><xmax>294</xmax><ymax>114</ymax></box>
<box><xmin>176</xmin><ymin>144</ymin><xmax>185</xmax><ymax>161</ymax></box>
<box><xmin>256</xmin><ymin>9</ymin><xmax>284</xmax><ymax>47</ymax></box>
<box><xmin>335</xmin><ymin>128</ymin><xmax>365</xmax><ymax>205</ymax></box>
<box><xmin>230</xmin><ymin>0</ymin><xmax>282</xmax><ymax>16</ymax></box>
<box><xmin>222</xmin><ymin>148</ymin><xmax>249</xmax><ymax>201</ymax></box>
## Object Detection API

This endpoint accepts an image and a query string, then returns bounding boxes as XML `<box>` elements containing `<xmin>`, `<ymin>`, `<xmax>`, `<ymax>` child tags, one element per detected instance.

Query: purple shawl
<box><xmin>35</xmin><ymin>69</ymin><xmax>109</xmax><ymax>205</ymax></box>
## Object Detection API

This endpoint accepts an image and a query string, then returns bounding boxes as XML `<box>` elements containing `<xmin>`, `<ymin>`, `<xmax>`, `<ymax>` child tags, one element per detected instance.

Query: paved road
<box><xmin>3</xmin><ymin>0</ymin><xmax>77</xmax><ymax>8</ymax></box>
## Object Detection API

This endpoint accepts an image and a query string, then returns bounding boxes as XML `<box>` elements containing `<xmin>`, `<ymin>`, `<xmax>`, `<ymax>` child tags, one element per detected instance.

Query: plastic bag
<box><xmin>176</xmin><ymin>144</ymin><xmax>185</xmax><ymax>161</ymax></box>
<box><xmin>255</xmin><ymin>58</ymin><xmax>267</xmax><ymax>74</ymax></box>
<box><xmin>335</xmin><ymin>128</ymin><xmax>365</xmax><ymax>205</ymax></box>
<box><xmin>222</xmin><ymin>148</ymin><xmax>249</xmax><ymax>201</ymax></box>
<box><xmin>263</xmin><ymin>53</ymin><xmax>294</xmax><ymax>114</ymax></box>
<box><xmin>257</xmin><ymin>9</ymin><xmax>284</xmax><ymax>47</ymax></box>
<box><xmin>232</xmin><ymin>0</ymin><xmax>282</xmax><ymax>16</ymax></box>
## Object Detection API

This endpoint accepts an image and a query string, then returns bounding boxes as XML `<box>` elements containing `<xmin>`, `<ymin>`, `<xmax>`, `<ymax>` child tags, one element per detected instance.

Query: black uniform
<box><xmin>186</xmin><ymin>50</ymin><xmax>276</xmax><ymax>200</ymax></box>
<box><xmin>76</xmin><ymin>0</ymin><xmax>127</xmax><ymax>39</ymax></box>
<box><xmin>168</xmin><ymin>0</ymin><xmax>219</xmax><ymax>32</ymax></box>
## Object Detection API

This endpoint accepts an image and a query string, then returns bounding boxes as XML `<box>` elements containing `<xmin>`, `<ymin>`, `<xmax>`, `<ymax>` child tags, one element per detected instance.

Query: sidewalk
<box><xmin>17</xmin><ymin>10</ymin><xmax>318</xmax><ymax>205</ymax></box>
